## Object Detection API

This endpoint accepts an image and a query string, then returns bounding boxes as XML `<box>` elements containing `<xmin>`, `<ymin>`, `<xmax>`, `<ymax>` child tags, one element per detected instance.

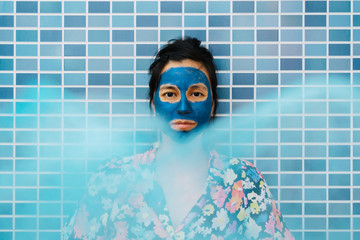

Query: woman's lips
<box><xmin>170</xmin><ymin>119</ymin><xmax>197</xmax><ymax>131</ymax></box>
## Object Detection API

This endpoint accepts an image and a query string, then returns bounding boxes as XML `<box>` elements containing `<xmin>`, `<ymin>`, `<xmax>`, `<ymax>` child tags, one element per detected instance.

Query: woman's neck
<box><xmin>157</xmin><ymin>133</ymin><xmax>208</xmax><ymax>166</ymax></box>
<box><xmin>155</xmin><ymin>133</ymin><xmax>210</xmax><ymax>230</ymax></box>
<box><xmin>155</xmin><ymin>133</ymin><xmax>210</xmax><ymax>195</ymax></box>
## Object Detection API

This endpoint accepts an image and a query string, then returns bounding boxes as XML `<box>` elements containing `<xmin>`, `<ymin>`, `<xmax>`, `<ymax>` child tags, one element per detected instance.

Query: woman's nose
<box><xmin>177</xmin><ymin>98</ymin><xmax>191</xmax><ymax>115</ymax></box>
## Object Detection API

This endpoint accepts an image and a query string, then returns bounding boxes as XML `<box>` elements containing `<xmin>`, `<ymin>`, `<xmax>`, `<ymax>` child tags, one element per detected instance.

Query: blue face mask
<box><xmin>154</xmin><ymin>67</ymin><xmax>213</xmax><ymax>141</ymax></box>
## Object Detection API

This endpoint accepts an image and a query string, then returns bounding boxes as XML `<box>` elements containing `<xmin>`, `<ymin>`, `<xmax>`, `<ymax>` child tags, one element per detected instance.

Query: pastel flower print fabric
<box><xmin>63</xmin><ymin>144</ymin><xmax>294</xmax><ymax>240</ymax></box>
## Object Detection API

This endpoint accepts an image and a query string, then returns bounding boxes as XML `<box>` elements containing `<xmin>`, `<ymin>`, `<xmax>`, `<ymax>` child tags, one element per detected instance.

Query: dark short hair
<box><xmin>148</xmin><ymin>37</ymin><xmax>218</xmax><ymax>116</ymax></box>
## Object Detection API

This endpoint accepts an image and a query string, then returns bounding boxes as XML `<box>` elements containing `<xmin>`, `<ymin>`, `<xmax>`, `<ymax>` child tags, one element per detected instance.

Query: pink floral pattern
<box><xmin>63</xmin><ymin>144</ymin><xmax>294</xmax><ymax>240</ymax></box>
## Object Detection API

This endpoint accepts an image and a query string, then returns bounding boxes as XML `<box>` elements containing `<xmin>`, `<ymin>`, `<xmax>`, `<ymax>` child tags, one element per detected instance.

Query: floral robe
<box><xmin>63</xmin><ymin>143</ymin><xmax>294</xmax><ymax>240</ymax></box>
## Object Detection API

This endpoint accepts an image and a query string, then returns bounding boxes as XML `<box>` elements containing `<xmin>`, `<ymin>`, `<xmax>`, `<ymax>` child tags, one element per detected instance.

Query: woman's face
<box><xmin>153</xmin><ymin>60</ymin><xmax>213</xmax><ymax>141</ymax></box>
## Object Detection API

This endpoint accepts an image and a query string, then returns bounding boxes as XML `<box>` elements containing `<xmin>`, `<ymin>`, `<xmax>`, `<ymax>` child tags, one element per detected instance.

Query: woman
<box><xmin>63</xmin><ymin>37</ymin><xmax>294</xmax><ymax>239</ymax></box>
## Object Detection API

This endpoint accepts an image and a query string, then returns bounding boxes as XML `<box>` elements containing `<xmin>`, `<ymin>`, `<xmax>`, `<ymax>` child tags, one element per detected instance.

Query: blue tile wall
<box><xmin>1</xmin><ymin>1</ymin><xmax>359</xmax><ymax>239</ymax></box>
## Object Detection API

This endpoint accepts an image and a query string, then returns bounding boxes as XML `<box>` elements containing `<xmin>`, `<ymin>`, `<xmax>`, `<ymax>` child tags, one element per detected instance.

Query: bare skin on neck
<box><xmin>155</xmin><ymin>133</ymin><xmax>209</xmax><ymax>229</ymax></box>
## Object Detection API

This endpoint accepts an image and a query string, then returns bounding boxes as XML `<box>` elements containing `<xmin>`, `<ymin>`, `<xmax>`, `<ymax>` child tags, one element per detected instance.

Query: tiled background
<box><xmin>0</xmin><ymin>0</ymin><xmax>359</xmax><ymax>239</ymax></box>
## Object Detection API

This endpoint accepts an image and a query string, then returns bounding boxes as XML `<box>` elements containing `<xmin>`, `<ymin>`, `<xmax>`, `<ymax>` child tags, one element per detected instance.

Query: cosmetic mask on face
<box><xmin>154</xmin><ymin>67</ymin><xmax>213</xmax><ymax>141</ymax></box>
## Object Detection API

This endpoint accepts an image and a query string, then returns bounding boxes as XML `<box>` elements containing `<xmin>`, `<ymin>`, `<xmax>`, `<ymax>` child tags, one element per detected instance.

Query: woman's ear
<box><xmin>211</xmin><ymin>102</ymin><xmax>214</xmax><ymax>116</ymax></box>
<box><xmin>151</xmin><ymin>100</ymin><xmax>156</xmax><ymax>115</ymax></box>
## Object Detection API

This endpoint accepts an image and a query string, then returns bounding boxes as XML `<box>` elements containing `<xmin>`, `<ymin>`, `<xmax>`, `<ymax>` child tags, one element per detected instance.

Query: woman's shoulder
<box><xmin>100</xmin><ymin>145</ymin><xmax>157</xmax><ymax>171</ymax></box>
<box><xmin>86</xmin><ymin>146</ymin><xmax>157</xmax><ymax>197</ymax></box>
<box><xmin>62</xmin><ymin>147</ymin><xmax>158</xmax><ymax>240</ymax></box>
<box><xmin>213</xmin><ymin>152</ymin><xmax>266</xmax><ymax>189</ymax></box>
<box><xmin>217</xmin><ymin>153</ymin><xmax>264</xmax><ymax>177</ymax></box>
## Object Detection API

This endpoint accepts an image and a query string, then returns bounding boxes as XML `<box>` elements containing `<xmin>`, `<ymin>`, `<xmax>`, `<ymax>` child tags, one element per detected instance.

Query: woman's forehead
<box><xmin>159</xmin><ymin>67</ymin><xmax>210</xmax><ymax>88</ymax></box>
<box><xmin>161</xmin><ymin>59</ymin><xmax>210</xmax><ymax>80</ymax></box>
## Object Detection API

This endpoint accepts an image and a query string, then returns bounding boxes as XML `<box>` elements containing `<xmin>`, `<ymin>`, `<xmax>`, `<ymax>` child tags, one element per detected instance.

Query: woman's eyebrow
<box><xmin>188</xmin><ymin>83</ymin><xmax>208</xmax><ymax>91</ymax></box>
<box><xmin>159</xmin><ymin>84</ymin><xmax>179</xmax><ymax>91</ymax></box>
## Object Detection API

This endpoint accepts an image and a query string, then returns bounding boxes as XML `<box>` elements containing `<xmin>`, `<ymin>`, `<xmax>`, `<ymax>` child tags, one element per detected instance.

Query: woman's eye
<box><xmin>165</xmin><ymin>92</ymin><xmax>175</xmax><ymax>97</ymax></box>
<box><xmin>192</xmin><ymin>92</ymin><xmax>203</xmax><ymax>97</ymax></box>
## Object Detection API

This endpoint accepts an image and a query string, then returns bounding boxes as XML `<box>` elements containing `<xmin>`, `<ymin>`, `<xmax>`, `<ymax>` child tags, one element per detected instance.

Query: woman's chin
<box><xmin>162</xmin><ymin>128</ymin><xmax>202</xmax><ymax>144</ymax></box>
